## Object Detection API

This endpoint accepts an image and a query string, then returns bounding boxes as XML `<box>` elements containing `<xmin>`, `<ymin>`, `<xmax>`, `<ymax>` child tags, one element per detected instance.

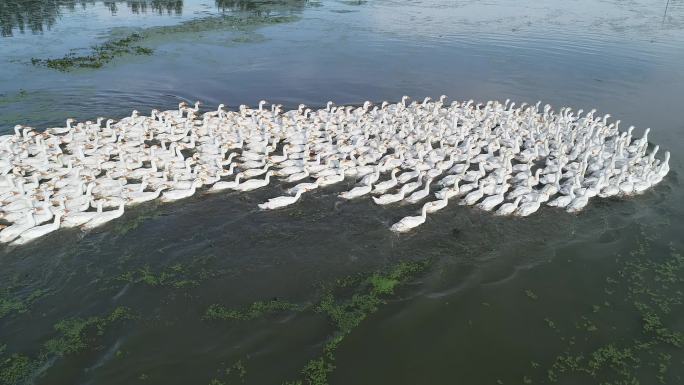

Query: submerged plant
<box><xmin>31</xmin><ymin>33</ymin><xmax>153</xmax><ymax>71</ymax></box>
<box><xmin>204</xmin><ymin>299</ymin><xmax>301</xmax><ymax>321</ymax></box>
<box><xmin>0</xmin><ymin>307</ymin><xmax>134</xmax><ymax>384</ymax></box>
<box><xmin>31</xmin><ymin>14</ymin><xmax>300</xmax><ymax>71</ymax></box>
<box><xmin>0</xmin><ymin>288</ymin><xmax>45</xmax><ymax>320</ymax></box>
<box><xmin>535</xmin><ymin>234</ymin><xmax>684</xmax><ymax>385</ymax></box>
<box><xmin>289</xmin><ymin>260</ymin><xmax>431</xmax><ymax>385</ymax></box>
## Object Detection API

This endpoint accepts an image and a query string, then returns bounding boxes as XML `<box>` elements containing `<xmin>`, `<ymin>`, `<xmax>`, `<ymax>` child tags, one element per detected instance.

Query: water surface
<box><xmin>1</xmin><ymin>1</ymin><xmax>683</xmax><ymax>384</ymax></box>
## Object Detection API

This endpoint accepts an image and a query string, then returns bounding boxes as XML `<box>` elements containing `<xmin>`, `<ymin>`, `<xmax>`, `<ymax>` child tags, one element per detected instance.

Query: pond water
<box><xmin>1</xmin><ymin>0</ymin><xmax>683</xmax><ymax>384</ymax></box>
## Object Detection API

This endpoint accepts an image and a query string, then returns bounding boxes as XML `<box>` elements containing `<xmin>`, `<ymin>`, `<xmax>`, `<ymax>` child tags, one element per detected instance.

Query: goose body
<box><xmin>258</xmin><ymin>190</ymin><xmax>303</xmax><ymax>210</ymax></box>
<box><xmin>391</xmin><ymin>204</ymin><xmax>428</xmax><ymax>233</ymax></box>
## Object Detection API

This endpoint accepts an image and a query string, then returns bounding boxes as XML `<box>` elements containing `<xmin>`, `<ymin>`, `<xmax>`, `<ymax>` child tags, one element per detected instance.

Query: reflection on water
<box><xmin>104</xmin><ymin>0</ymin><xmax>183</xmax><ymax>16</ymax></box>
<box><xmin>0</xmin><ymin>0</ymin><xmax>186</xmax><ymax>36</ymax></box>
<box><xmin>215</xmin><ymin>0</ymin><xmax>310</xmax><ymax>15</ymax></box>
<box><xmin>0</xmin><ymin>0</ymin><xmax>314</xmax><ymax>37</ymax></box>
<box><xmin>0</xmin><ymin>0</ymin><xmax>90</xmax><ymax>36</ymax></box>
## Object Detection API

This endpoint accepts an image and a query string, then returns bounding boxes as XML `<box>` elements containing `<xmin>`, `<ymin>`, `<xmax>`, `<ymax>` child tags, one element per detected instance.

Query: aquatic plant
<box><xmin>112</xmin><ymin>204</ymin><xmax>160</xmax><ymax>235</ymax></box>
<box><xmin>30</xmin><ymin>13</ymin><xmax>299</xmax><ymax>71</ymax></box>
<box><xmin>115</xmin><ymin>254</ymin><xmax>227</xmax><ymax>289</ymax></box>
<box><xmin>43</xmin><ymin>306</ymin><xmax>134</xmax><ymax>356</ymax></box>
<box><xmin>0</xmin><ymin>288</ymin><xmax>45</xmax><ymax>320</ymax></box>
<box><xmin>208</xmin><ymin>358</ymin><xmax>248</xmax><ymax>384</ymax></box>
<box><xmin>204</xmin><ymin>299</ymin><xmax>301</xmax><ymax>321</ymax></box>
<box><xmin>287</xmin><ymin>260</ymin><xmax>431</xmax><ymax>385</ymax></box>
<box><xmin>532</xmin><ymin>233</ymin><xmax>684</xmax><ymax>385</ymax></box>
<box><xmin>0</xmin><ymin>306</ymin><xmax>134</xmax><ymax>384</ymax></box>
<box><xmin>0</xmin><ymin>349</ymin><xmax>36</xmax><ymax>385</ymax></box>
<box><xmin>31</xmin><ymin>33</ymin><xmax>153</xmax><ymax>71</ymax></box>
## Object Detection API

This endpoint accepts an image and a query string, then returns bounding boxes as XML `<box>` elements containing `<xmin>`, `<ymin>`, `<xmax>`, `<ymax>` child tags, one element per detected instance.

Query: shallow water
<box><xmin>1</xmin><ymin>0</ymin><xmax>683</xmax><ymax>384</ymax></box>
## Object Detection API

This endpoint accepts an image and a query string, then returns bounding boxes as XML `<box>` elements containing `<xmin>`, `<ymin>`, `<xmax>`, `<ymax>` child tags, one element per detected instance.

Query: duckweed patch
<box><xmin>0</xmin><ymin>288</ymin><xmax>46</xmax><ymax>319</ymax></box>
<box><xmin>31</xmin><ymin>33</ymin><xmax>153</xmax><ymax>71</ymax></box>
<box><xmin>533</xmin><ymin>234</ymin><xmax>684</xmax><ymax>385</ymax></box>
<box><xmin>112</xmin><ymin>205</ymin><xmax>160</xmax><ymax>235</ymax></box>
<box><xmin>43</xmin><ymin>306</ymin><xmax>135</xmax><ymax>356</ymax></box>
<box><xmin>0</xmin><ymin>349</ymin><xmax>37</xmax><ymax>385</ymax></box>
<box><xmin>0</xmin><ymin>307</ymin><xmax>133</xmax><ymax>385</ymax></box>
<box><xmin>205</xmin><ymin>299</ymin><xmax>301</xmax><ymax>321</ymax></box>
<box><xmin>209</xmin><ymin>359</ymin><xmax>248</xmax><ymax>384</ymax></box>
<box><xmin>287</xmin><ymin>260</ymin><xmax>431</xmax><ymax>385</ymax></box>
<box><xmin>31</xmin><ymin>14</ymin><xmax>299</xmax><ymax>71</ymax></box>
<box><xmin>115</xmin><ymin>255</ymin><xmax>227</xmax><ymax>289</ymax></box>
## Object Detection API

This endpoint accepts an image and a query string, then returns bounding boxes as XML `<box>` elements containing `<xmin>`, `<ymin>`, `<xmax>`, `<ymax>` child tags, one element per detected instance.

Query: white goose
<box><xmin>82</xmin><ymin>202</ymin><xmax>125</xmax><ymax>230</ymax></box>
<box><xmin>236</xmin><ymin>171</ymin><xmax>274</xmax><ymax>192</ymax></box>
<box><xmin>12</xmin><ymin>213</ymin><xmax>62</xmax><ymax>245</ymax></box>
<box><xmin>161</xmin><ymin>180</ymin><xmax>199</xmax><ymax>202</ymax></box>
<box><xmin>390</xmin><ymin>203</ymin><xmax>429</xmax><ymax>233</ymax></box>
<box><xmin>258</xmin><ymin>190</ymin><xmax>304</xmax><ymax>210</ymax></box>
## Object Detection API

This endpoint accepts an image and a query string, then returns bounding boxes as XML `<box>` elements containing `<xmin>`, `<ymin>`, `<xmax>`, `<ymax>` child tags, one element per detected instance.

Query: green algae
<box><xmin>288</xmin><ymin>260</ymin><xmax>431</xmax><ymax>385</ymax></box>
<box><xmin>533</xmin><ymin>234</ymin><xmax>684</xmax><ymax>385</ymax></box>
<box><xmin>204</xmin><ymin>299</ymin><xmax>301</xmax><ymax>321</ymax></box>
<box><xmin>31</xmin><ymin>33</ymin><xmax>153</xmax><ymax>71</ymax></box>
<box><xmin>0</xmin><ymin>289</ymin><xmax>46</xmax><ymax>320</ymax></box>
<box><xmin>31</xmin><ymin>14</ymin><xmax>299</xmax><ymax>71</ymax></box>
<box><xmin>202</xmin><ymin>259</ymin><xmax>431</xmax><ymax>385</ymax></box>
<box><xmin>115</xmin><ymin>255</ymin><xmax>227</xmax><ymax>289</ymax></box>
<box><xmin>208</xmin><ymin>358</ymin><xmax>248</xmax><ymax>384</ymax></box>
<box><xmin>43</xmin><ymin>306</ymin><xmax>135</xmax><ymax>356</ymax></box>
<box><xmin>112</xmin><ymin>205</ymin><xmax>160</xmax><ymax>235</ymax></box>
<box><xmin>0</xmin><ymin>307</ymin><xmax>134</xmax><ymax>385</ymax></box>
<box><xmin>0</xmin><ymin>351</ymin><xmax>36</xmax><ymax>385</ymax></box>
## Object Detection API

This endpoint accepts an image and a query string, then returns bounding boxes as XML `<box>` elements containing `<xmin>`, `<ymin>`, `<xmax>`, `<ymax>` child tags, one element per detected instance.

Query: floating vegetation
<box><xmin>532</xmin><ymin>234</ymin><xmax>684</xmax><ymax>385</ymax></box>
<box><xmin>209</xmin><ymin>359</ymin><xmax>248</xmax><ymax>385</ymax></box>
<box><xmin>31</xmin><ymin>33</ymin><xmax>153</xmax><ymax>71</ymax></box>
<box><xmin>0</xmin><ymin>288</ymin><xmax>45</xmax><ymax>320</ymax></box>
<box><xmin>285</xmin><ymin>260</ymin><xmax>431</xmax><ymax>385</ymax></box>
<box><xmin>30</xmin><ymin>13</ymin><xmax>299</xmax><ymax>71</ymax></box>
<box><xmin>204</xmin><ymin>299</ymin><xmax>301</xmax><ymax>321</ymax></box>
<box><xmin>115</xmin><ymin>255</ymin><xmax>226</xmax><ymax>289</ymax></box>
<box><xmin>0</xmin><ymin>307</ymin><xmax>134</xmax><ymax>385</ymax></box>
<box><xmin>112</xmin><ymin>204</ymin><xmax>160</xmax><ymax>235</ymax></box>
<box><xmin>524</xmin><ymin>289</ymin><xmax>538</xmax><ymax>300</ymax></box>
<box><xmin>43</xmin><ymin>306</ymin><xmax>134</xmax><ymax>356</ymax></box>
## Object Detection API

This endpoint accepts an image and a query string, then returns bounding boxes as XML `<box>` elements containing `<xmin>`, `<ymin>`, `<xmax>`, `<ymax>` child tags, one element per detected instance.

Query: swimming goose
<box><xmin>82</xmin><ymin>202</ymin><xmax>125</xmax><ymax>229</ymax></box>
<box><xmin>390</xmin><ymin>203</ymin><xmax>429</xmax><ymax>233</ymax></box>
<box><xmin>495</xmin><ymin>197</ymin><xmax>522</xmax><ymax>216</ymax></box>
<box><xmin>373</xmin><ymin>184</ymin><xmax>411</xmax><ymax>205</ymax></box>
<box><xmin>372</xmin><ymin>169</ymin><xmax>400</xmax><ymax>194</ymax></box>
<box><xmin>0</xmin><ymin>211</ymin><xmax>35</xmax><ymax>243</ymax></box>
<box><xmin>161</xmin><ymin>180</ymin><xmax>199</xmax><ymax>202</ymax></box>
<box><xmin>12</xmin><ymin>213</ymin><xmax>62</xmax><ymax>245</ymax></box>
<box><xmin>258</xmin><ymin>189</ymin><xmax>304</xmax><ymax>210</ymax></box>
<box><xmin>236</xmin><ymin>171</ymin><xmax>274</xmax><ymax>192</ymax></box>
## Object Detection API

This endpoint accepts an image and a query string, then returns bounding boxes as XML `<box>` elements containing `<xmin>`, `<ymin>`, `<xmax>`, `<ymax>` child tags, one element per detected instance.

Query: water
<box><xmin>1</xmin><ymin>0</ymin><xmax>683</xmax><ymax>384</ymax></box>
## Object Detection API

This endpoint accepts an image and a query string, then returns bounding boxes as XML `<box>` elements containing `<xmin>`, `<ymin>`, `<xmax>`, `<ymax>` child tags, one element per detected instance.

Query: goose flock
<box><xmin>0</xmin><ymin>96</ymin><xmax>670</xmax><ymax>244</ymax></box>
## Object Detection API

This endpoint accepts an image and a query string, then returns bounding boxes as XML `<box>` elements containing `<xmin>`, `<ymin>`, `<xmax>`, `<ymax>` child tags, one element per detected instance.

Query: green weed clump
<box><xmin>0</xmin><ymin>289</ymin><xmax>45</xmax><ymax>319</ymax></box>
<box><xmin>31</xmin><ymin>33</ymin><xmax>152</xmax><ymax>71</ymax></box>
<box><xmin>31</xmin><ymin>14</ymin><xmax>299</xmax><ymax>71</ymax></box>
<box><xmin>293</xmin><ymin>260</ymin><xmax>431</xmax><ymax>385</ymax></box>
<box><xmin>204</xmin><ymin>299</ymin><xmax>300</xmax><ymax>321</ymax></box>
<box><xmin>538</xmin><ymin>234</ymin><xmax>684</xmax><ymax>385</ymax></box>
<box><xmin>0</xmin><ymin>307</ymin><xmax>134</xmax><ymax>385</ymax></box>
<box><xmin>115</xmin><ymin>255</ymin><xmax>225</xmax><ymax>289</ymax></box>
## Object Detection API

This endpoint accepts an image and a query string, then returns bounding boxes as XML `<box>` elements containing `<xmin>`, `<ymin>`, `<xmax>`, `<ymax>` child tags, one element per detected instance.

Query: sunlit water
<box><xmin>1</xmin><ymin>1</ymin><xmax>683</xmax><ymax>384</ymax></box>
